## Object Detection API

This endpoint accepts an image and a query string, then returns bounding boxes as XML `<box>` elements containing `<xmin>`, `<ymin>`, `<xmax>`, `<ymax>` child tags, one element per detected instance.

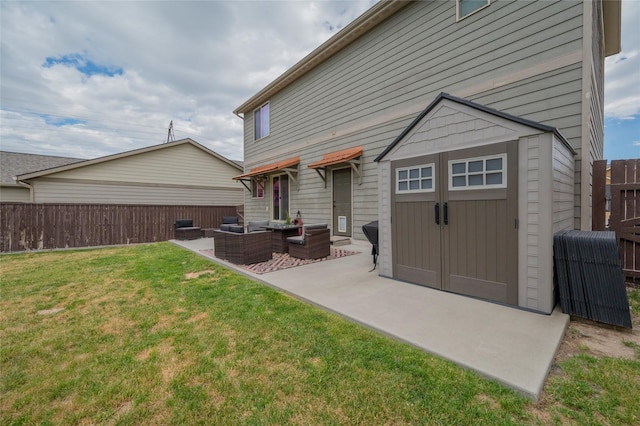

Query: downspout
<box><xmin>15</xmin><ymin>177</ymin><xmax>34</xmax><ymax>202</ymax></box>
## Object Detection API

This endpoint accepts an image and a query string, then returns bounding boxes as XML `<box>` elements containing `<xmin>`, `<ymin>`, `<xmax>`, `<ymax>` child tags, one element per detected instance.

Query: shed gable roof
<box><xmin>375</xmin><ymin>93</ymin><xmax>574</xmax><ymax>162</ymax></box>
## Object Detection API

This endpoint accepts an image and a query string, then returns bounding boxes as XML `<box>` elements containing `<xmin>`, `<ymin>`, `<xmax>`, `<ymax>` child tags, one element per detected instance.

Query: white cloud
<box><xmin>0</xmin><ymin>1</ymin><xmax>374</xmax><ymax>160</ymax></box>
<box><xmin>0</xmin><ymin>0</ymin><xmax>636</xmax><ymax>161</ymax></box>
<box><xmin>604</xmin><ymin>0</ymin><xmax>640</xmax><ymax>119</ymax></box>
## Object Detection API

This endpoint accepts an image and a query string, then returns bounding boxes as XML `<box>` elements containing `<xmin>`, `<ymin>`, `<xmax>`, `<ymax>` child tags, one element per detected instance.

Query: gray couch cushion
<box><xmin>220</xmin><ymin>224</ymin><xmax>231</xmax><ymax>231</ymax></box>
<box><xmin>229</xmin><ymin>225</ymin><xmax>244</xmax><ymax>233</ymax></box>
<box><xmin>248</xmin><ymin>220</ymin><xmax>269</xmax><ymax>233</ymax></box>
<box><xmin>287</xmin><ymin>235</ymin><xmax>305</xmax><ymax>245</ymax></box>
<box><xmin>222</xmin><ymin>216</ymin><xmax>239</xmax><ymax>225</ymax></box>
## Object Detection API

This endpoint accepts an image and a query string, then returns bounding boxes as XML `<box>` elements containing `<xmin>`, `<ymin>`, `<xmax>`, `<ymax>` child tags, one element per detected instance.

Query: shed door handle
<box><xmin>435</xmin><ymin>203</ymin><xmax>440</xmax><ymax>225</ymax></box>
<box><xmin>444</xmin><ymin>202</ymin><xmax>448</xmax><ymax>225</ymax></box>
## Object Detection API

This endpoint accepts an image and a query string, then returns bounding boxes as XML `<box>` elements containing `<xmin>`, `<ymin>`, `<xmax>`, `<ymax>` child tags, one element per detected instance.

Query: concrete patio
<box><xmin>171</xmin><ymin>237</ymin><xmax>568</xmax><ymax>400</ymax></box>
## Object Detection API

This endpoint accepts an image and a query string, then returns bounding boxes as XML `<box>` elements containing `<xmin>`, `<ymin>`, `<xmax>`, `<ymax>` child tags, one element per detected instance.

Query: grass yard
<box><xmin>1</xmin><ymin>243</ymin><xmax>638</xmax><ymax>425</ymax></box>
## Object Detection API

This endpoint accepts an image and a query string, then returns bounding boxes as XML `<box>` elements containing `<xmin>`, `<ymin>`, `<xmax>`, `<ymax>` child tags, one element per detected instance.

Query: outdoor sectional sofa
<box><xmin>286</xmin><ymin>224</ymin><xmax>330</xmax><ymax>260</ymax></box>
<box><xmin>174</xmin><ymin>219</ymin><xmax>202</xmax><ymax>240</ymax></box>
<box><xmin>212</xmin><ymin>229</ymin><xmax>272</xmax><ymax>264</ymax></box>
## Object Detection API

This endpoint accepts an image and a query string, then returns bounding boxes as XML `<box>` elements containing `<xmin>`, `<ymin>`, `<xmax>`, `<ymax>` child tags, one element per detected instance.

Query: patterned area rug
<box><xmin>200</xmin><ymin>247</ymin><xmax>359</xmax><ymax>274</ymax></box>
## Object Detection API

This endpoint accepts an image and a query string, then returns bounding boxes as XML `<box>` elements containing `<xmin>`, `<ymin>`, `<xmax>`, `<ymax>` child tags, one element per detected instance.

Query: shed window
<box><xmin>457</xmin><ymin>0</ymin><xmax>490</xmax><ymax>20</ymax></box>
<box><xmin>396</xmin><ymin>164</ymin><xmax>435</xmax><ymax>193</ymax></box>
<box><xmin>449</xmin><ymin>154</ymin><xmax>506</xmax><ymax>190</ymax></box>
<box><xmin>254</xmin><ymin>102</ymin><xmax>270</xmax><ymax>140</ymax></box>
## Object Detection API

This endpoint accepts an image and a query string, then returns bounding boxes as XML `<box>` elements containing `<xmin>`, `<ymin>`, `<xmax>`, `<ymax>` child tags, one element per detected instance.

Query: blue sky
<box><xmin>0</xmin><ymin>0</ymin><xmax>638</xmax><ymax>161</ymax></box>
<box><xmin>44</xmin><ymin>53</ymin><xmax>123</xmax><ymax>78</ymax></box>
<box><xmin>605</xmin><ymin>117</ymin><xmax>639</xmax><ymax>159</ymax></box>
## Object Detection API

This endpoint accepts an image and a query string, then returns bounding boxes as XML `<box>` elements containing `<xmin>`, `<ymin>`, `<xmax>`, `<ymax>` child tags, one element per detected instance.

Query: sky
<box><xmin>1</xmin><ymin>0</ymin><xmax>638</xmax><ymax>162</ymax></box>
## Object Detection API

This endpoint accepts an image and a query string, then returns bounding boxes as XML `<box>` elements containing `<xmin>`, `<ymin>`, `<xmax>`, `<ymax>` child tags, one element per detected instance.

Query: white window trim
<box><xmin>254</xmin><ymin>102</ymin><xmax>270</xmax><ymax>141</ymax></box>
<box><xmin>448</xmin><ymin>153</ymin><xmax>507</xmax><ymax>191</ymax></box>
<box><xmin>456</xmin><ymin>0</ymin><xmax>490</xmax><ymax>21</ymax></box>
<box><xmin>251</xmin><ymin>178</ymin><xmax>264</xmax><ymax>199</ymax></box>
<box><xmin>395</xmin><ymin>163</ymin><xmax>436</xmax><ymax>194</ymax></box>
<box><xmin>270</xmin><ymin>173</ymin><xmax>290</xmax><ymax>222</ymax></box>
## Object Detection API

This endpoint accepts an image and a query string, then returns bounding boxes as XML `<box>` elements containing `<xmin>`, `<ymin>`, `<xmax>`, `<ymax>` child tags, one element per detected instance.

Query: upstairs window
<box><xmin>457</xmin><ymin>0</ymin><xmax>490</xmax><ymax>20</ymax></box>
<box><xmin>254</xmin><ymin>102</ymin><xmax>270</xmax><ymax>140</ymax></box>
<box><xmin>396</xmin><ymin>164</ymin><xmax>435</xmax><ymax>193</ymax></box>
<box><xmin>448</xmin><ymin>154</ymin><xmax>506</xmax><ymax>190</ymax></box>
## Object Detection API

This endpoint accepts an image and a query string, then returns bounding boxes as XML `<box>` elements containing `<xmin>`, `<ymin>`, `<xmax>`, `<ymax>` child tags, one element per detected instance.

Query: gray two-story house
<box><xmin>233</xmin><ymin>0</ymin><xmax>621</xmax><ymax>313</ymax></box>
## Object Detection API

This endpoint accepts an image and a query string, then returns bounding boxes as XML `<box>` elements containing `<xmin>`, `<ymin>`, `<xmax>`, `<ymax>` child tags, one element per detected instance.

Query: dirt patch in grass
<box><xmin>101</xmin><ymin>316</ymin><xmax>136</xmax><ymax>336</ymax></box>
<box><xmin>185</xmin><ymin>270</ymin><xmax>216</xmax><ymax>279</ymax></box>
<box><xmin>36</xmin><ymin>307</ymin><xmax>65</xmax><ymax>315</ymax></box>
<box><xmin>476</xmin><ymin>393</ymin><xmax>500</xmax><ymax>410</ymax></box>
<box><xmin>151</xmin><ymin>314</ymin><xmax>175</xmax><ymax>332</ymax></box>
<box><xmin>554</xmin><ymin>319</ymin><xmax>639</xmax><ymax>362</ymax></box>
<box><xmin>186</xmin><ymin>312</ymin><xmax>209</xmax><ymax>324</ymax></box>
<box><xmin>136</xmin><ymin>348</ymin><xmax>153</xmax><ymax>361</ymax></box>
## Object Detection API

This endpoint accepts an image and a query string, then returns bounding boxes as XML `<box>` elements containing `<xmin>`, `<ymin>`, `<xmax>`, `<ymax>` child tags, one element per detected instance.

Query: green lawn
<box><xmin>1</xmin><ymin>243</ymin><xmax>638</xmax><ymax>425</ymax></box>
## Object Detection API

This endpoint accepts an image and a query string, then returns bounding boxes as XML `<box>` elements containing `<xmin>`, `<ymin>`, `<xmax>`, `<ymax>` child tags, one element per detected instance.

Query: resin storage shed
<box><xmin>375</xmin><ymin>93</ymin><xmax>576</xmax><ymax>314</ymax></box>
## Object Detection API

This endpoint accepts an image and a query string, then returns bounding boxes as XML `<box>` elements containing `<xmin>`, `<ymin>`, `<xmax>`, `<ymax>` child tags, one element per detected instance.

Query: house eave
<box><xmin>233</xmin><ymin>0</ymin><xmax>410</xmax><ymax>115</ymax></box>
<box><xmin>603</xmin><ymin>0</ymin><xmax>621</xmax><ymax>57</ymax></box>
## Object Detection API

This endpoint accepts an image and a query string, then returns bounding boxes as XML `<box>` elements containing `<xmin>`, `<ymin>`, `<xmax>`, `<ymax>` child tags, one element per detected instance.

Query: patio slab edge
<box><xmin>170</xmin><ymin>238</ymin><xmax>569</xmax><ymax>400</ymax></box>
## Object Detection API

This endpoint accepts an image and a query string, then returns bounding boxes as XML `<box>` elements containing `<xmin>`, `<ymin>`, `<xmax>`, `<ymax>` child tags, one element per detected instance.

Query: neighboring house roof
<box><xmin>375</xmin><ymin>92</ymin><xmax>576</xmax><ymax>162</ymax></box>
<box><xmin>0</xmin><ymin>151</ymin><xmax>84</xmax><ymax>187</ymax></box>
<box><xmin>16</xmin><ymin>138</ymin><xmax>241</xmax><ymax>181</ymax></box>
<box><xmin>234</xmin><ymin>0</ymin><xmax>621</xmax><ymax>116</ymax></box>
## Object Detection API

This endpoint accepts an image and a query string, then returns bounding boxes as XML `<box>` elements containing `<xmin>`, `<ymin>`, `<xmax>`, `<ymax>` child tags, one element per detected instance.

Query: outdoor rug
<box><xmin>200</xmin><ymin>247</ymin><xmax>359</xmax><ymax>274</ymax></box>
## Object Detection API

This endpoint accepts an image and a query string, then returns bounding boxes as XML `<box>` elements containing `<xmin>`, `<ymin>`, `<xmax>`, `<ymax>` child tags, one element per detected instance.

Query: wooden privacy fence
<box><xmin>593</xmin><ymin>159</ymin><xmax>640</xmax><ymax>285</ymax></box>
<box><xmin>0</xmin><ymin>203</ymin><xmax>240</xmax><ymax>253</ymax></box>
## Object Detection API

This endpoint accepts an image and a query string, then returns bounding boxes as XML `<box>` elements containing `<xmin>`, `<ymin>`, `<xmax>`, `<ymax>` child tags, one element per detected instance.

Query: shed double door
<box><xmin>391</xmin><ymin>143</ymin><xmax>518</xmax><ymax>305</ymax></box>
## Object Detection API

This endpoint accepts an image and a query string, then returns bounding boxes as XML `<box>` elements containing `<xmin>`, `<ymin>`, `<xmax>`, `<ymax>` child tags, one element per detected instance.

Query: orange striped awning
<box><xmin>307</xmin><ymin>146</ymin><xmax>363</xmax><ymax>169</ymax></box>
<box><xmin>233</xmin><ymin>156</ymin><xmax>300</xmax><ymax>180</ymax></box>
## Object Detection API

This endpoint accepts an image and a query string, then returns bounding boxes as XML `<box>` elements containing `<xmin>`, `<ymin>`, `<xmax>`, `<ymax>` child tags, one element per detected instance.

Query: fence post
<box><xmin>592</xmin><ymin>160</ymin><xmax>607</xmax><ymax>231</ymax></box>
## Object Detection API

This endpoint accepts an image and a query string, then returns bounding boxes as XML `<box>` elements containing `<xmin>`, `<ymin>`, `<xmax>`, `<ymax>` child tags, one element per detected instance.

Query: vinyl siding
<box><xmin>45</xmin><ymin>143</ymin><xmax>241</xmax><ymax>189</ymax></box>
<box><xmin>0</xmin><ymin>186</ymin><xmax>30</xmax><ymax>202</ymax></box>
<box><xmin>241</xmin><ymin>0</ymin><xmax>587</xmax><ymax>236</ymax></box>
<box><xmin>553</xmin><ymin>139</ymin><xmax>577</xmax><ymax>233</ymax></box>
<box><xmin>518</xmin><ymin>133</ymin><xmax>574</xmax><ymax>314</ymax></box>
<box><xmin>28</xmin><ymin>143</ymin><xmax>243</xmax><ymax>205</ymax></box>
<box><xmin>585</xmin><ymin>0</ymin><xmax>606</xmax><ymax>228</ymax></box>
<box><xmin>32</xmin><ymin>180</ymin><xmax>242</xmax><ymax>206</ymax></box>
<box><xmin>378</xmin><ymin>161</ymin><xmax>392</xmax><ymax>277</ymax></box>
<box><xmin>520</xmin><ymin>135</ymin><xmax>547</xmax><ymax>312</ymax></box>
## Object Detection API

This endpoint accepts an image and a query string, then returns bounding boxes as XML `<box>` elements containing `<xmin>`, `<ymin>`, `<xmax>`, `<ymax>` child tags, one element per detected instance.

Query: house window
<box><xmin>271</xmin><ymin>174</ymin><xmax>289</xmax><ymax>221</ymax></box>
<box><xmin>396</xmin><ymin>164</ymin><xmax>435</xmax><ymax>193</ymax></box>
<box><xmin>448</xmin><ymin>154</ymin><xmax>507</xmax><ymax>190</ymax></box>
<box><xmin>251</xmin><ymin>179</ymin><xmax>264</xmax><ymax>199</ymax></box>
<box><xmin>254</xmin><ymin>102</ymin><xmax>270</xmax><ymax>140</ymax></box>
<box><xmin>457</xmin><ymin>0</ymin><xmax>490</xmax><ymax>20</ymax></box>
